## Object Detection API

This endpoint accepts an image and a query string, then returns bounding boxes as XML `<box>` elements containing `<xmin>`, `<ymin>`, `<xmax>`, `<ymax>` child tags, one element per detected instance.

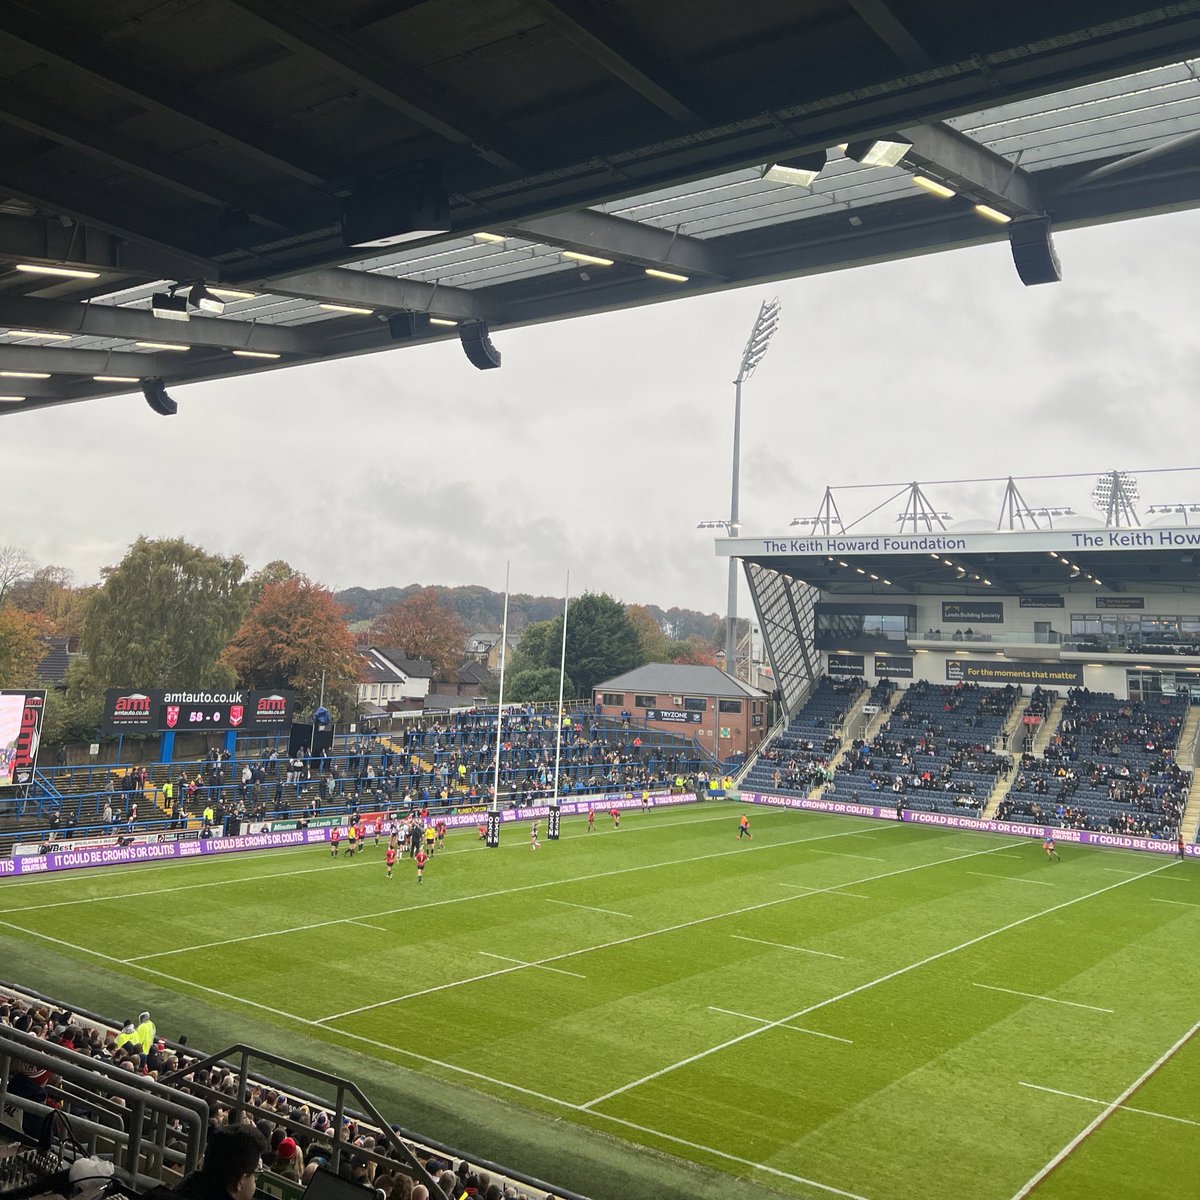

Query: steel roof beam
<box><xmin>0</xmin><ymin>7</ymin><xmax>332</xmax><ymax>185</ymax></box>
<box><xmin>0</xmin><ymin>165</ymin><xmax>221</xmax><ymax>276</ymax></box>
<box><xmin>844</xmin><ymin>0</ymin><xmax>933</xmax><ymax>70</ymax></box>
<box><xmin>528</xmin><ymin>0</ymin><xmax>703</xmax><ymax>126</ymax></box>
<box><xmin>0</xmin><ymin>90</ymin><xmax>314</xmax><ymax>235</ymax></box>
<box><xmin>900</xmin><ymin>122</ymin><xmax>1041</xmax><ymax>214</ymax></box>
<box><xmin>0</xmin><ymin>342</ymin><xmax>158</xmax><ymax>377</ymax></box>
<box><xmin>263</xmin><ymin>267</ymin><xmax>493</xmax><ymax>323</ymax></box>
<box><xmin>506</xmin><ymin>209</ymin><xmax>731</xmax><ymax>278</ymax></box>
<box><xmin>225</xmin><ymin>0</ymin><xmax>524</xmax><ymax>174</ymax></box>
<box><xmin>0</xmin><ymin>294</ymin><xmax>313</xmax><ymax>355</ymax></box>
<box><xmin>0</xmin><ymin>214</ymin><xmax>213</xmax><ymax>283</ymax></box>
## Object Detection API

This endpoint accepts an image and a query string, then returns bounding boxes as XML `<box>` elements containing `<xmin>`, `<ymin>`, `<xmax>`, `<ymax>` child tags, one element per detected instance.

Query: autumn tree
<box><xmin>0</xmin><ymin>606</ymin><xmax>44</xmax><ymax>687</ymax></box>
<box><xmin>371</xmin><ymin>588</ymin><xmax>467</xmax><ymax>680</ymax></box>
<box><xmin>220</xmin><ymin>577</ymin><xmax>360</xmax><ymax>712</ymax></box>
<box><xmin>10</xmin><ymin>566</ymin><xmax>85</xmax><ymax>636</ymax></box>
<box><xmin>0</xmin><ymin>545</ymin><xmax>35</xmax><ymax>605</ymax></box>
<box><xmin>626</xmin><ymin>603</ymin><xmax>671</xmax><ymax>662</ymax></box>
<box><xmin>244</xmin><ymin>559</ymin><xmax>307</xmax><ymax>608</ymax></box>
<box><xmin>80</xmin><ymin>536</ymin><xmax>247</xmax><ymax>690</ymax></box>
<box><xmin>667</xmin><ymin>636</ymin><xmax>718</xmax><ymax>666</ymax></box>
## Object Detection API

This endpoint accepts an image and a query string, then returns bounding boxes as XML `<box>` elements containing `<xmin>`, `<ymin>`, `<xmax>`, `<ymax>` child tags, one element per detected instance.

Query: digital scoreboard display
<box><xmin>103</xmin><ymin>689</ymin><xmax>295</xmax><ymax>735</ymax></box>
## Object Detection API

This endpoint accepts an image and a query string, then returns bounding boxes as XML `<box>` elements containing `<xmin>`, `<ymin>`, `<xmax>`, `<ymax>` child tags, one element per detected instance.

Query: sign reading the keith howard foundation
<box><xmin>941</xmin><ymin>601</ymin><xmax>1004</xmax><ymax>624</ymax></box>
<box><xmin>945</xmin><ymin>659</ymin><xmax>1084</xmax><ymax>686</ymax></box>
<box><xmin>102</xmin><ymin>688</ymin><xmax>295</xmax><ymax>735</ymax></box>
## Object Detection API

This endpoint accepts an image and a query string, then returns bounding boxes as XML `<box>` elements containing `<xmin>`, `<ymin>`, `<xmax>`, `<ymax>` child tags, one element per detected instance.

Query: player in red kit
<box><xmin>610</xmin><ymin>807</ymin><xmax>620</xmax><ymax>829</ymax></box>
<box><xmin>385</xmin><ymin>845</ymin><xmax>397</xmax><ymax>878</ymax></box>
<box><xmin>330</xmin><ymin>827</ymin><xmax>340</xmax><ymax>858</ymax></box>
<box><xmin>415</xmin><ymin>848</ymin><xmax>428</xmax><ymax>883</ymax></box>
<box><xmin>586</xmin><ymin>806</ymin><xmax>595</xmax><ymax>832</ymax></box>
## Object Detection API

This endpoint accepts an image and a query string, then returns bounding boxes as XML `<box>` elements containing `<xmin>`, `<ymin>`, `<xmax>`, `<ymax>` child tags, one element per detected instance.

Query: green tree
<box><xmin>41</xmin><ymin>660</ymin><xmax>106</xmax><ymax>747</ymax></box>
<box><xmin>244</xmin><ymin>559</ymin><xmax>307</xmax><ymax>607</ymax></box>
<box><xmin>512</xmin><ymin>593</ymin><xmax>641</xmax><ymax>698</ymax></box>
<box><xmin>626</xmin><ymin>603</ymin><xmax>671</xmax><ymax>662</ymax></box>
<box><xmin>80</xmin><ymin>536</ymin><xmax>247</xmax><ymax>690</ymax></box>
<box><xmin>220</xmin><ymin>577</ymin><xmax>361</xmax><ymax>712</ymax></box>
<box><xmin>506</xmin><ymin>665</ymin><xmax>576</xmax><ymax>705</ymax></box>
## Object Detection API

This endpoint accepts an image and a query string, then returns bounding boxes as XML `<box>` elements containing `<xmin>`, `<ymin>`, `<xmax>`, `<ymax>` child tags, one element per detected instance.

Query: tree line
<box><xmin>0</xmin><ymin>538</ymin><xmax>730</xmax><ymax>747</ymax></box>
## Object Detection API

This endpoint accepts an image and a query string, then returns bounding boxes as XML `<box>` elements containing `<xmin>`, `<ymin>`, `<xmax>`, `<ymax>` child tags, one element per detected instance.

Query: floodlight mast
<box><xmin>726</xmin><ymin>297</ymin><xmax>781</xmax><ymax>677</ymax></box>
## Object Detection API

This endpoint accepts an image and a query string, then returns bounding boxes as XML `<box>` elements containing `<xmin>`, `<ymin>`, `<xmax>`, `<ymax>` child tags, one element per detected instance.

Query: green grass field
<box><xmin>1</xmin><ymin>804</ymin><xmax>1197</xmax><ymax>1200</ymax></box>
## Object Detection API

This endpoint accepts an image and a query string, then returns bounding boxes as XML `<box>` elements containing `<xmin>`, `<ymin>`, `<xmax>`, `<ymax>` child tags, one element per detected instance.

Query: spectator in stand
<box><xmin>176</xmin><ymin>1125</ymin><xmax>267</xmax><ymax>1200</ymax></box>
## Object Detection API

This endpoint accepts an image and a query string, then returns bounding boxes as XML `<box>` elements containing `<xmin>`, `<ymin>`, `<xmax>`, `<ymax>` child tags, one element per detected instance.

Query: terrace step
<box><xmin>1180</xmin><ymin>763</ymin><xmax>1200</xmax><ymax>843</ymax></box>
<box><xmin>810</xmin><ymin>686</ymin><xmax>901</xmax><ymax>798</ymax></box>
<box><xmin>1031</xmin><ymin>696</ymin><xmax>1065</xmax><ymax>754</ymax></box>
<box><xmin>998</xmin><ymin>700</ymin><xmax>1028</xmax><ymax>752</ymax></box>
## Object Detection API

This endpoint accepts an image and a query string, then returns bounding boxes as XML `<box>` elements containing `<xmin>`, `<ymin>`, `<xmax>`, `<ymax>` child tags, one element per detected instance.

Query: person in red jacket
<box><xmin>415</xmin><ymin>848</ymin><xmax>428</xmax><ymax>883</ymax></box>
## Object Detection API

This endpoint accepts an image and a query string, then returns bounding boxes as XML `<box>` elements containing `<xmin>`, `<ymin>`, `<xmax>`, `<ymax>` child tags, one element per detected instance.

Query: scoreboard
<box><xmin>103</xmin><ymin>688</ymin><xmax>295</xmax><ymax>735</ymax></box>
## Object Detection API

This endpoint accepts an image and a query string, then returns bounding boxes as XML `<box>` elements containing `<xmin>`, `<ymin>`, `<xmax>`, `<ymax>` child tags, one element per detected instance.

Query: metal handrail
<box><xmin>0</xmin><ymin>1024</ymin><xmax>208</xmax><ymax>1186</ymax></box>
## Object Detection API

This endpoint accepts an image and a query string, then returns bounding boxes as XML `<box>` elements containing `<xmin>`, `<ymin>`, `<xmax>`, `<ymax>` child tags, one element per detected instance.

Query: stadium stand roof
<box><xmin>5</xmin><ymin>2</ymin><xmax>1200</xmax><ymax>413</ymax></box>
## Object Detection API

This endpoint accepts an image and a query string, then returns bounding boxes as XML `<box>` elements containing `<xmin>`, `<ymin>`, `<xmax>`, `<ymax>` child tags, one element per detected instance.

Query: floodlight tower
<box><xmin>724</xmin><ymin>297</ymin><xmax>781</xmax><ymax>676</ymax></box>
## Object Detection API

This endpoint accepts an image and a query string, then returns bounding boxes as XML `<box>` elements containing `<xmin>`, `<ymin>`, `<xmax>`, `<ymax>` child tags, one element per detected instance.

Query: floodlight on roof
<box><xmin>761</xmin><ymin>151</ymin><xmax>827</xmax><ymax>187</ymax></box>
<box><xmin>844</xmin><ymin>135</ymin><xmax>912</xmax><ymax>167</ymax></box>
<box><xmin>188</xmin><ymin>283</ymin><xmax>226</xmax><ymax>315</ymax></box>
<box><xmin>150</xmin><ymin>291</ymin><xmax>189</xmax><ymax>321</ymax></box>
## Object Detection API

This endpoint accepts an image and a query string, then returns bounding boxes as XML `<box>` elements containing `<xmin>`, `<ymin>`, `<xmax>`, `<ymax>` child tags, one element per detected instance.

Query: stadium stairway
<box><xmin>806</xmin><ymin>686</ymin><xmax>901</xmax><ymax>798</ymax></box>
<box><xmin>1180</xmin><ymin>771</ymin><xmax>1200</xmax><ymax>843</ymax></box>
<box><xmin>1036</xmin><ymin>695</ymin><xmax>1066</xmax><ymax>753</ymax></box>
<box><xmin>998</xmin><ymin>701</ymin><xmax>1028</xmax><ymax>753</ymax></box>
<box><xmin>982</xmin><ymin>767</ymin><xmax>1016</xmax><ymax>820</ymax></box>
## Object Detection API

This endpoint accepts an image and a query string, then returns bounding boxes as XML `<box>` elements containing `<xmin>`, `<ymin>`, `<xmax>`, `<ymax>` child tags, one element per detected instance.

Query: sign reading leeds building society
<box><xmin>102</xmin><ymin>689</ymin><xmax>295</xmax><ymax>735</ymax></box>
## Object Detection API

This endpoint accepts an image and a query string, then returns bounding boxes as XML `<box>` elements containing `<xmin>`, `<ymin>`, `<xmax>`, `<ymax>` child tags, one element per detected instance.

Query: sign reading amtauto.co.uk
<box><xmin>102</xmin><ymin>688</ymin><xmax>295</xmax><ymax>735</ymax></box>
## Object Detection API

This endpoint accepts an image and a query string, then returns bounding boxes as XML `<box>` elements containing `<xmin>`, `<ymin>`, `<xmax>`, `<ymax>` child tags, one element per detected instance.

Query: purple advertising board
<box><xmin>0</xmin><ymin>791</ymin><xmax>699</xmax><ymax>878</ymax></box>
<box><xmin>738</xmin><ymin>790</ymin><xmax>1200</xmax><ymax>858</ymax></box>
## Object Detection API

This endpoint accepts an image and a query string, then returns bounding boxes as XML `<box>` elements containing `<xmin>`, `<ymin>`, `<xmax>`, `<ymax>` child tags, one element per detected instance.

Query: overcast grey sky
<box><xmin>6</xmin><ymin>207</ymin><xmax>1198</xmax><ymax>617</ymax></box>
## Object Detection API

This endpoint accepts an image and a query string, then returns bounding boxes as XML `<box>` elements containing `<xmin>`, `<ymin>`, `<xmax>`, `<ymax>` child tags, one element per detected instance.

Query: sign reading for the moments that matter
<box><xmin>945</xmin><ymin>659</ymin><xmax>1084</xmax><ymax>686</ymax></box>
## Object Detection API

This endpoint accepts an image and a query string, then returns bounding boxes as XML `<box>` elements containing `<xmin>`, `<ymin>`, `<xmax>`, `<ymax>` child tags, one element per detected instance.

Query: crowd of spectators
<box><xmin>0</xmin><ymin>990</ymin><xmax>553</xmax><ymax>1200</ymax></box>
<box><xmin>997</xmin><ymin>688</ymin><xmax>1190</xmax><ymax>837</ymax></box>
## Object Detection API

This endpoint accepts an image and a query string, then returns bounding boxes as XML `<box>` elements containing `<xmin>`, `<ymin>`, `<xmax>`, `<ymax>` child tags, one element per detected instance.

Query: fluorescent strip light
<box><xmin>209</xmin><ymin>288</ymin><xmax>257</xmax><ymax>301</ymax></box>
<box><xmin>974</xmin><ymin>204</ymin><xmax>1012</xmax><ymax>224</ymax></box>
<box><xmin>911</xmin><ymin>175</ymin><xmax>955</xmax><ymax>199</ymax></box>
<box><xmin>136</xmin><ymin>341</ymin><xmax>190</xmax><ymax>351</ymax></box>
<box><xmin>94</xmin><ymin>375</ymin><xmax>139</xmax><ymax>383</ymax></box>
<box><xmin>7</xmin><ymin>330</ymin><xmax>71</xmax><ymax>340</ymax></box>
<box><xmin>231</xmin><ymin>349</ymin><xmax>281</xmax><ymax>359</ymax></box>
<box><xmin>15</xmin><ymin>263</ymin><xmax>101</xmax><ymax>280</ymax></box>
<box><xmin>645</xmin><ymin>268</ymin><xmax>689</xmax><ymax>282</ymax></box>
<box><xmin>0</xmin><ymin>370</ymin><xmax>49</xmax><ymax>379</ymax></box>
<box><xmin>319</xmin><ymin>302</ymin><xmax>374</xmax><ymax>315</ymax></box>
<box><xmin>0</xmin><ymin>395</ymin><xmax>26</xmax><ymax>403</ymax></box>
<box><xmin>562</xmin><ymin>250</ymin><xmax>614</xmax><ymax>266</ymax></box>
<box><xmin>429</xmin><ymin>317</ymin><xmax>458</xmax><ymax>327</ymax></box>
<box><xmin>473</xmin><ymin>232</ymin><xmax>507</xmax><ymax>244</ymax></box>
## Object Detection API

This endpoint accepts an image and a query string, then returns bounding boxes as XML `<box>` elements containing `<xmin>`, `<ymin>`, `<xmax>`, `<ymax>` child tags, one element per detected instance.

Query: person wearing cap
<box><xmin>176</xmin><ymin>1125</ymin><xmax>266</xmax><ymax>1200</ymax></box>
<box><xmin>271</xmin><ymin>1137</ymin><xmax>302</xmax><ymax>1182</ymax></box>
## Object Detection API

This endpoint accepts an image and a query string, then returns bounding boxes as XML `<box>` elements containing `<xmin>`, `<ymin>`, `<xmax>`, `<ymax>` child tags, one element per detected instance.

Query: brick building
<box><xmin>593</xmin><ymin>663</ymin><xmax>768</xmax><ymax>759</ymax></box>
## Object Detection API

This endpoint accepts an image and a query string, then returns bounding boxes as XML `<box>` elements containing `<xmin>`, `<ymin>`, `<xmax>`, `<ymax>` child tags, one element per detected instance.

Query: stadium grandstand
<box><xmin>727</xmin><ymin>469</ymin><xmax>1200</xmax><ymax>845</ymax></box>
<box><xmin>6</xmin><ymin>4</ymin><xmax>1200</xmax><ymax>1199</ymax></box>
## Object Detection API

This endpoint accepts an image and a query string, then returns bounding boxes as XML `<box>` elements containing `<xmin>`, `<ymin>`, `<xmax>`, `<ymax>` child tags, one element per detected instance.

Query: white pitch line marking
<box><xmin>317</xmin><ymin>839</ymin><xmax>1015</xmax><ymax>1021</ymax></box>
<box><xmin>1151</xmin><ymin>897</ymin><xmax>1200</xmax><ymax>907</ymax></box>
<box><xmin>1011</xmin><ymin>1019</ymin><xmax>1200</xmax><ymax>1198</ymax></box>
<box><xmin>1102</xmin><ymin>867</ymin><xmax>1144</xmax><ymax>875</ymax></box>
<box><xmin>1018</xmin><ymin>1082</ymin><xmax>1200</xmax><ymax>1127</ymax></box>
<box><xmin>967</xmin><ymin>871</ymin><xmax>1056</xmax><ymax>886</ymax></box>
<box><xmin>348</xmin><ymin>920</ymin><xmax>388</xmax><ymax>932</ymax></box>
<box><xmin>990</xmin><ymin>853</ymin><xmax>1024</xmax><ymax>859</ymax></box>
<box><xmin>0</xmin><ymin>921</ymin><xmax>870</xmax><ymax>1200</ymax></box>
<box><xmin>731</xmin><ymin>934</ymin><xmax>845</xmax><ymax>960</ymax></box>
<box><xmin>579</xmin><ymin>859</ymin><xmax>1179</xmax><ymax>1111</ymax></box>
<box><xmin>708</xmin><ymin>1006</ymin><xmax>853</xmax><ymax>1044</ymax></box>
<box><xmin>776</xmin><ymin>884</ymin><xmax>867</xmax><ymax>898</ymax></box>
<box><xmin>808</xmin><ymin>849</ymin><xmax>885</xmax><ymax>862</ymax></box>
<box><xmin>546</xmin><ymin>899</ymin><xmax>633</xmax><ymax>918</ymax></box>
<box><xmin>479</xmin><ymin>952</ymin><xmax>585</xmax><ymax>979</ymax></box>
<box><xmin>125</xmin><ymin>819</ymin><xmax>882</xmax><ymax>962</ymax></box>
<box><xmin>973</xmin><ymin>983</ymin><xmax>1113</xmax><ymax>1013</ymax></box>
